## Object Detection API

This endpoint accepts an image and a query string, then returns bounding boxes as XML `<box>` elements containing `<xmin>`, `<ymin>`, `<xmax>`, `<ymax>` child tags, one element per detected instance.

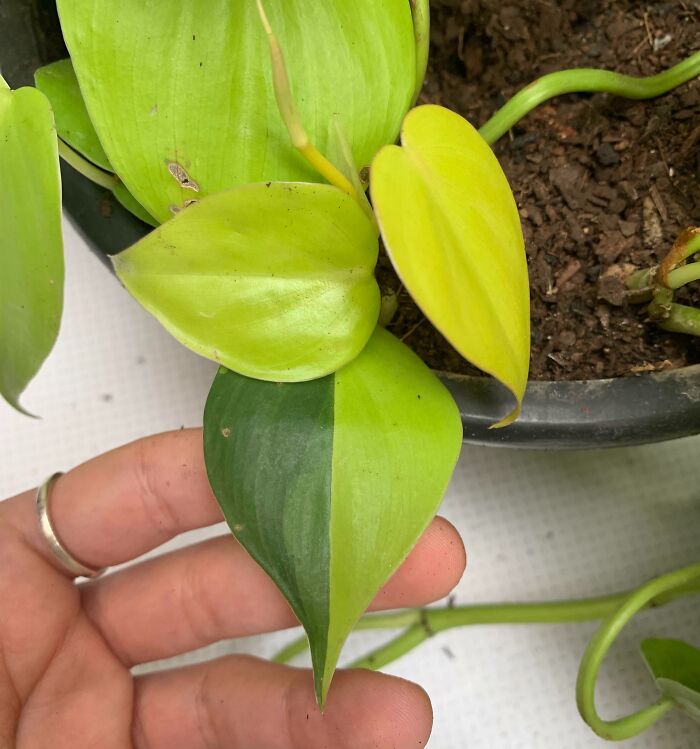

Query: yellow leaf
<box><xmin>371</xmin><ymin>104</ymin><xmax>530</xmax><ymax>425</ymax></box>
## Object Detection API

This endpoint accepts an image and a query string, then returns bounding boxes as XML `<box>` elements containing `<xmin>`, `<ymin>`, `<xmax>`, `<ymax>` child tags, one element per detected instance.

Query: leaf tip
<box><xmin>314</xmin><ymin>676</ymin><xmax>328</xmax><ymax>712</ymax></box>
<box><xmin>311</xmin><ymin>644</ymin><xmax>337</xmax><ymax>711</ymax></box>
<box><xmin>489</xmin><ymin>403</ymin><xmax>521</xmax><ymax>429</ymax></box>
<box><xmin>1</xmin><ymin>391</ymin><xmax>39</xmax><ymax>419</ymax></box>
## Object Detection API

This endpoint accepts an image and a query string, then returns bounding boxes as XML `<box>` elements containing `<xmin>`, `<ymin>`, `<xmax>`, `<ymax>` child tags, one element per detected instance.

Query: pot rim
<box><xmin>439</xmin><ymin>364</ymin><xmax>700</xmax><ymax>449</ymax></box>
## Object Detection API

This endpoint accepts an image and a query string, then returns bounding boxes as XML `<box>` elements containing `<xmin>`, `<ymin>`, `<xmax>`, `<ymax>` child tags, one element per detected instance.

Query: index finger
<box><xmin>2</xmin><ymin>429</ymin><xmax>223</xmax><ymax>572</ymax></box>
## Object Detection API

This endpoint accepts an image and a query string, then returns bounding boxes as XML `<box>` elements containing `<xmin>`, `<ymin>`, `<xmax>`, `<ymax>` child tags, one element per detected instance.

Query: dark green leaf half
<box><xmin>204</xmin><ymin>327</ymin><xmax>463</xmax><ymax>704</ymax></box>
<box><xmin>0</xmin><ymin>76</ymin><xmax>63</xmax><ymax>413</ymax></box>
<box><xmin>112</xmin><ymin>182</ymin><xmax>380</xmax><ymax>382</ymax></box>
<box><xmin>642</xmin><ymin>638</ymin><xmax>700</xmax><ymax>722</ymax></box>
<box><xmin>206</xmin><ymin>367</ymin><xmax>334</xmax><ymax>689</ymax></box>
<box><xmin>34</xmin><ymin>58</ymin><xmax>111</xmax><ymax>171</ymax></box>
<box><xmin>57</xmin><ymin>0</ymin><xmax>416</xmax><ymax>222</ymax></box>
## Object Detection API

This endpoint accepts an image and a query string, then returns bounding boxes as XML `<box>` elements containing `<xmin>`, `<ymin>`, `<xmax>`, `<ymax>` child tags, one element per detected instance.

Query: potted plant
<box><xmin>2</xmin><ymin>0</ymin><xmax>699</xmax><ymax>742</ymax></box>
<box><xmin>7</xmin><ymin>2</ymin><xmax>700</xmax><ymax>450</ymax></box>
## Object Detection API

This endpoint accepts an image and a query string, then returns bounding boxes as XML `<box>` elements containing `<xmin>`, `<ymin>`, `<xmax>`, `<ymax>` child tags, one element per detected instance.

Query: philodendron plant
<box><xmin>2</xmin><ymin>0</ymin><xmax>700</xmax><ymax>740</ymax></box>
<box><xmin>4</xmin><ymin>0</ymin><xmax>528</xmax><ymax>708</ymax></box>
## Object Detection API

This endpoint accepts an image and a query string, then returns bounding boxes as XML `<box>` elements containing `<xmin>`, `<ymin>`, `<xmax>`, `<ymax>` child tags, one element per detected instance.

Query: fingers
<box><xmin>84</xmin><ymin>517</ymin><xmax>466</xmax><ymax>666</ymax></box>
<box><xmin>2</xmin><ymin>430</ymin><xmax>222</xmax><ymax>573</ymax></box>
<box><xmin>133</xmin><ymin>655</ymin><xmax>432</xmax><ymax>749</ymax></box>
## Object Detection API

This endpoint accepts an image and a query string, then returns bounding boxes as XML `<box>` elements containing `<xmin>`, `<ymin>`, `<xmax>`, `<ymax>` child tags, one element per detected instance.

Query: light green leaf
<box><xmin>112</xmin><ymin>182</ymin><xmax>380</xmax><ymax>382</ymax></box>
<box><xmin>57</xmin><ymin>0</ymin><xmax>416</xmax><ymax>223</ymax></box>
<box><xmin>642</xmin><ymin>638</ymin><xmax>700</xmax><ymax>723</ymax></box>
<box><xmin>0</xmin><ymin>76</ymin><xmax>64</xmax><ymax>413</ymax></box>
<box><xmin>34</xmin><ymin>58</ymin><xmax>111</xmax><ymax>171</ymax></box>
<box><xmin>204</xmin><ymin>327</ymin><xmax>463</xmax><ymax>705</ymax></box>
<box><xmin>371</xmin><ymin>104</ymin><xmax>530</xmax><ymax>426</ymax></box>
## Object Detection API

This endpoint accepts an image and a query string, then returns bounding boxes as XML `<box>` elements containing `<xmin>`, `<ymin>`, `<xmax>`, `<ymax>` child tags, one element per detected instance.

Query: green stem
<box><xmin>678</xmin><ymin>233</ymin><xmax>700</xmax><ymax>263</ymax></box>
<box><xmin>345</xmin><ymin>592</ymin><xmax>645</xmax><ymax>672</ymax></box>
<box><xmin>273</xmin><ymin>609</ymin><xmax>421</xmax><ymax>664</ymax></box>
<box><xmin>667</xmin><ymin>262</ymin><xmax>700</xmax><ymax>290</ymax></box>
<box><xmin>479</xmin><ymin>51</ymin><xmax>700</xmax><ymax>145</ymax></box>
<box><xmin>353</xmin><ymin>609</ymin><xmax>423</xmax><ymax>631</ymax></box>
<box><xmin>576</xmin><ymin>561</ymin><xmax>700</xmax><ymax>741</ymax></box>
<box><xmin>256</xmin><ymin>0</ymin><xmax>356</xmax><ymax>198</ymax></box>
<box><xmin>351</xmin><ymin>622</ymin><xmax>429</xmax><ymax>670</ymax></box>
<box><xmin>272</xmin><ymin>634</ymin><xmax>314</xmax><ymax>665</ymax></box>
<box><xmin>57</xmin><ymin>138</ymin><xmax>117</xmax><ymax>191</ymax></box>
<box><xmin>273</xmin><ymin>579</ymin><xmax>700</xmax><ymax>666</ymax></box>
<box><xmin>410</xmin><ymin>0</ymin><xmax>430</xmax><ymax>106</ymax></box>
<box><xmin>658</xmin><ymin>303</ymin><xmax>700</xmax><ymax>337</ymax></box>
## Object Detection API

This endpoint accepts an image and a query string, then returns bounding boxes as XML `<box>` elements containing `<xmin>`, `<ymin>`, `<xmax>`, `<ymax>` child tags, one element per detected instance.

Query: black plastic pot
<box><xmin>5</xmin><ymin>1</ymin><xmax>700</xmax><ymax>449</ymax></box>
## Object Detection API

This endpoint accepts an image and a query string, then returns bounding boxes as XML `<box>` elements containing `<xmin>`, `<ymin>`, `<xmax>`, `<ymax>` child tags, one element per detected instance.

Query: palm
<box><xmin>0</xmin><ymin>430</ymin><xmax>465</xmax><ymax>749</ymax></box>
<box><xmin>1</xmin><ymin>552</ymin><xmax>132</xmax><ymax>747</ymax></box>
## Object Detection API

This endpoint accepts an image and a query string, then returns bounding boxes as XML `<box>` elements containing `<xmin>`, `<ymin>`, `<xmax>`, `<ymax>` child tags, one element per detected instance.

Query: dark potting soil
<box><xmin>379</xmin><ymin>0</ymin><xmax>700</xmax><ymax>380</ymax></box>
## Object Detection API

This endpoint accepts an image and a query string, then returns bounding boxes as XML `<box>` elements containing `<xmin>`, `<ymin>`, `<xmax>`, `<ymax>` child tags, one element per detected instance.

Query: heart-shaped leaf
<box><xmin>641</xmin><ymin>638</ymin><xmax>700</xmax><ymax>723</ymax></box>
<box><xmin>371</xmin><ymin>104</ymin><xmax>530</xmax><ymax>425</ymax></box>
<box><xmin>0</xmin><ymin>76</ymin><xmax>63</xmax><ymax>413</ymax></box>
<box><xmin>34</xmin><ymin>58</ymin><xmax>111</xmax><ymax>171</ymax></box>
<box><xmin>204</xmin><ymin>327</ymin><xmax>463</xmax><ymax>704</ymax></box>
<box><xmin>57</xmin><ymin>0</ymin><xmax>416</xmax><ymax>223</ymax></box>
<box><xmin>112</xmin><ymin>182</ymin><xmax>380</xmax><ymax>381</ymax></box>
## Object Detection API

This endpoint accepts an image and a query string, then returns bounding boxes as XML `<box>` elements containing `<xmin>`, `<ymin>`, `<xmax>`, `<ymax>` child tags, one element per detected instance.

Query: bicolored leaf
<box><xmin>204</xmin><ymin>327</ymin><xmax>463</xmax><ymax>704</ymax></box>
<box><xmin>56</xmin><ymin>0</ymin><xmax>416</xmax><ymax>223</ymax></box>
<box><xmin>642</xmin><ymin>638</ymin><xmax>700</xmax><ymax>723</ymax></box>
<box><xmin>371</xmin><ymin>104</ymin><xmax>530</xmax><ymax>426</ymax></box>
<box><xmin>34</xmin><ymin>58</ymin><xmax>111</xmax><ymax>171</ymax></box>
<box><xmin>112</xmin><ymin>182</ymin><xmax>380</xmax><ymax>382</ymax></box>
<box><xmin>0</xmin><ymin>76</ymin><xmax>63</xmax><ymax>413</ymax></box>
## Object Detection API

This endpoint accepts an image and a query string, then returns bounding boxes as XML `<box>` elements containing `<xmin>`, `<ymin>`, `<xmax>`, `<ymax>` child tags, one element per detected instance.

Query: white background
<box><xmin>1</xmin><ymin>219</ymin><xmax>699</xmax><ymax>748</ymax></box>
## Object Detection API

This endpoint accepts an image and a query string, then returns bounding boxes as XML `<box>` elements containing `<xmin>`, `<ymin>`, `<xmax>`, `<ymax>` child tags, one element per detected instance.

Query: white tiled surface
<box><xmin>1</xmin><ymin>219</ymin><xmax>699</xmax><ymax>748</ymax></box>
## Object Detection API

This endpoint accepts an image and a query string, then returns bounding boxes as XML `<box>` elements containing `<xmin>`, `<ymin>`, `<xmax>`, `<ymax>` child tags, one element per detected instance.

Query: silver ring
<box><xmin>36</xmin><ymin>472</ymin><xmax>106</xmax><ymax>579</ymax></box>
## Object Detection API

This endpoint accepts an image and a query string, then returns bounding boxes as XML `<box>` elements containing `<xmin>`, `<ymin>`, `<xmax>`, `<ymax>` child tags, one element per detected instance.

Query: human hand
<box><xmin>0</xmin><ymin>429</ymin><xmax>466</xmax><ymax>748</ymax></box>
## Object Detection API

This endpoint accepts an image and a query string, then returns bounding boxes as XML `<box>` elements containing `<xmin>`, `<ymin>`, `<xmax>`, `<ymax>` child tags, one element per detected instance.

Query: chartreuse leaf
<box><xmin>0</xmin><ymin>76</ymin><xmax>63</xmax><ymax>413</ymax></box>
<box><xmin>371</xmin><ymin>105</ymin><xmax>530</xmax><ymax>426</ymax></box>
<box><xmin>641</xmin><ymin>638</ymin><xmax>700</xmax><ymax>722</ymax></box>
<box><xmin>204</xmin><ymin>327</ymin><xmax>463</xmax><ymax>705</ymax></box>
<box><xmin>112</xmin><ymin>182</ymin><xmax>380</xmax><ymax>382</ymax></box>
<box><xmin>56</xmin><ymin>0</ymin><xmax>416</xmax><ymax>223</ymax></box>
<box><xmin>34</xmin><ymin>58</ymin><xmax>111</xmax><ymax>171</ymax></box>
